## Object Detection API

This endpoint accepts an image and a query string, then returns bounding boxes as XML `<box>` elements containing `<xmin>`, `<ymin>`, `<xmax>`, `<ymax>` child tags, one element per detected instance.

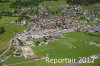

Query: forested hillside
<box><xmin>67</xmin><ymin>0</ymin><xmax>100</xmax><ymax>5</ymax></box>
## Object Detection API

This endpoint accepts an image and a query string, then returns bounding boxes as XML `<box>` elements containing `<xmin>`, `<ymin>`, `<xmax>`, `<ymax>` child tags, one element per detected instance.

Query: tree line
<box><xmin>10</xmin><ymin>0</ymin><xmax>58</xmax><ymax>8</ymax></box>
<box><xmin>67</xmin><ymin>0</ymin><xmax>100</xmax><ymax>5</ymax></box>
<box><xmin>0</xmin><ymin>27</ymin><xmax>5</xmax><ymax>34</ymax></box>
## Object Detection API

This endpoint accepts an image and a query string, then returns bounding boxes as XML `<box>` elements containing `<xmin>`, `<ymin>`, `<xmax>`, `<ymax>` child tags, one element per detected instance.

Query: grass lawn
<box><xmin>0</xmin><ymin>17</ymin><xmax>18</xmax><ymax>22</ymax></box>
<box><xmin>0</xmin><ymin>24</ymin><xmax>25</xmax><ymax>50</ymax></box>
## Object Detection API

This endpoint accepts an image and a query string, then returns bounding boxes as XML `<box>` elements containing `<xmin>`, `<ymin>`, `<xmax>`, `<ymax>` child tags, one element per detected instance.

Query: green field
<box><xmin>5</xmin><ymin>56</ymin><xmax>62</xmax><ymax>66</ymax></box>
<box><xmin>78</xmin><ymin>59</ymin><xmax>100</xmax><ymax>66</ymax></box>
<box><xmin>81</xmin><ymin>3</ymin><xmax>100</xmax><ymax>10</ymax></box>
<box><xmin>0</xmin><ymin>17</ymin><xmax>18</xmax><ymax>22</ymax></box>
<box><xmin>0</xmin><ymin>24</ymin><xmax>25</xmax><ymax>50</ymax></box>
<box><xmin>0</xmin><ymin>1</ymin><xmax>12</xmax><ymax>12</ymax></box>
<box><xmin>39</xmin><ymin>0</ymin><xmax>67</xmax><ymax>13</ymax></box>
<box><xmin>32</xmin><ymin>32</ymin><xmax>100</xmax><ymax>63</ymax></box>
<box><xmin>4</xmin><ymin>31</ymin><xmax>100</xmax><ymax>66</ymax></box>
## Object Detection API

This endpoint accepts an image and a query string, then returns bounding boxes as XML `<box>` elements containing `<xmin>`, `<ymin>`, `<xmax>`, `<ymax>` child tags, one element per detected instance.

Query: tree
<box><xmin>1</xmin><ymin>11</ymin><xmax>12</xmax><ymax>16</ymax></box>
<box><xmin>0</xmin><ymin>0</ymin><xmax>9</xmax><ymax>3</ymax></box>
<box><xmin>16</xmin><ymin>38</ymin><xmax>24</xmax><ymax>46</ymax></box>
<box><xmin>0</xmin><ymin>0</ymin><xmax>2</xmax><ymax>2</ymax></box>
<box><xmin>10</xmin><ymin>0</ymin><xmax>59</xmax><ymax>8</ymax></box>
<box><xmin>0</xmin><ymin>27</ymin><xmax>5</xmax><ymax>34</ymax></box>
<box><xmin>35</xmin><ymin>41</ymin><xmax>40</xmax><ymax>46</ymax></box>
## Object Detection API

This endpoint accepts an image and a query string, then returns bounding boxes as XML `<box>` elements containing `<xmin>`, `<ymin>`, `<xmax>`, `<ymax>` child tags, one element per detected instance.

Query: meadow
<box><xmin>39</xmin><ymin>0</ymin><xmax>67</xmax><ymax>13</ymax></box>
<box><xmin>0</xmin><ymin>17</ymin><xmax>18</xmax><ymax>22</ymax></box>
<box><xmin>0</xmin><ymin>24</ymin><xmax>25</xmax><ymax>50</ymax></box>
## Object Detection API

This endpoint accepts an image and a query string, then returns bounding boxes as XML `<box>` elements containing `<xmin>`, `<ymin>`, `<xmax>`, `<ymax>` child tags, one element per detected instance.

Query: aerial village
<box><xmin>6</xmin><ymin>4</ymin><xmax>100</xmax><ymax>59</ymax></box>
<box><xmin>0</xmin><ymin>0</ymin><xmax>100</xmax><ymax>66</ymax></box>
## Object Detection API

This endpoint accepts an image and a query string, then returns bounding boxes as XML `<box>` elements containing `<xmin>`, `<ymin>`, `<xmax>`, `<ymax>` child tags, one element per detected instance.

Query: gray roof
<box><xmin>92</xmin><ymin>27</ymin><xmax>100</xmax><ymax>31</ymax></box>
